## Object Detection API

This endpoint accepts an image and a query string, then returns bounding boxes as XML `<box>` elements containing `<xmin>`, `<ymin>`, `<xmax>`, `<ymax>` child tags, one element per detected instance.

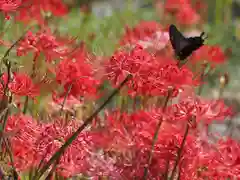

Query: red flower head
<box><xmin>181</xmin><ymin>138</ymin><xmax>240</xmax><ymax>179</ymax></box>
<box><xmin>164</xmin><ymin>0</ymin><xmax>190</xmax><ymax>13</ymax></box>
<box><xmin>17</xmin><ymin>30</ymin><xmax>71</xmax><ymax>62</ymax></box>
<box><xmin>120</xmin><ymin>21</ymin><xmax>164</xmax><ymax>48</ymax></box>
<box><xmin>15</xmin><ymin>0</ymin><xmax>68</xmax><ymax>25</ymax></box>
<box><xmin>55</xmin><ymin>44</ymin><xmax>100</xmax><ymax>98</ymax></box>
<box><xmin>105</xmin><ymin>44</ymin><xmax>198</xmax><ymax>97</ymax></box>
<box><xmin>8</xmin><ymin>72</ymin><xmax>39</xmax><ymax>98</ymax></box>
<box><xmin>34</xmin><ymin>119</ymin><xmax>95</xmax><ymax>177</ymax></box>
<box><xmin>0</xmin><ymin>0</ymin><xmax>22</xmax><ymax>12</ymax></box>
<box><xmin>191</xmin><ymin>45</ymin><xmax>227</xmax><ymax>65</ymax></box>
<box><xmin>176</xmin><ymin>5</ymin><xmax>200</xmax><ymax>25</ymax></box>
<box><xmin>94</xmin><ymin>109</ymin><xmax>200</xmax><ymax>179</ymax></box>
<box><xmin>166</xmin><ymin>89</ymin><xmax>233</xmax><ymax>126</ymax></box>
<box><xmin>5</xmin><ymin>114</ymin><xmax>42</xmax><ymax>171</ymax></box>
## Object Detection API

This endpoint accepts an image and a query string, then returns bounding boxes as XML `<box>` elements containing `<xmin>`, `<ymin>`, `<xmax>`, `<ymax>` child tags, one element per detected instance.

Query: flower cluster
<box><xmin>105</xmin><ymin>44</ymin><xmax>198</xmax><ymax>97</ymax></box>
<box><xmin>55</xmin><ymin>43</ymin><xmax>100</xmax><ymax>98</ymax></box>
<box><xmin>191</xmin><ymin>45</ymin><xmax>227</xmax><ymax>65</ymax></box>
<box><xmin>0</xmin><ymin>0</ymin><xmax>68</xmax><ymax>22</ymax></box>
<box><xmin>164</xmin><ymin>0</ymin><xmax>203</xmax><ymax>25</ymax></box>
<box><xmin>0</xmin><ymin>72</ymin><xmax>39</xmax><ymax>99</ymax></box>
<box><xmin>17</xmin><ymin>30</ymin><xmax>71</xmax><ymax>62</ymax></box>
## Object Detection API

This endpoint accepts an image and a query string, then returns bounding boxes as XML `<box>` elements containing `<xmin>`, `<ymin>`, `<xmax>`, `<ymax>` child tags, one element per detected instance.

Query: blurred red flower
<box><xmin>176</xmin><ymin>5</ymin><xmax>200</xmax><ymax>25</ymax></box>
<box><xmin>0</xmin><ymin>0</ymin><xmax>22</xmax><ymax>12</ymax></box>
<box><xmin>164</xmin><ymin>0</ymin><xmax>191</xmax><ymax>12</ymax></box>
<box><xmin>5</xmin><ymin>114</ymin><xmax>42</xmax><ymax>171</ymax></box>
<box><xmin>8</xmin><ymin>72</ymin><xmax>39</xmax><ymax>98</ymax></box>
<box><xmin>15</xmin><ymin>0</ymin><xmax>68</xmax><ymax>25</ymax></box>
<box><xmin>17</xmin><ymin>30</ymin><xmax>71</xmax><ymax>62</ymax></box>
<box><xmin>191</xmin><ymin>45</ymin><xmax>227</xmax><ymax>65</ymax></box>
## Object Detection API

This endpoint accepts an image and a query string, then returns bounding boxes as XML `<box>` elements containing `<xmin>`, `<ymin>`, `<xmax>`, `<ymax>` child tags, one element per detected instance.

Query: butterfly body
<box><xmin>169</xmin><ymin>24</ymin><xmax>206</xmax><ymax>61</ymax></box>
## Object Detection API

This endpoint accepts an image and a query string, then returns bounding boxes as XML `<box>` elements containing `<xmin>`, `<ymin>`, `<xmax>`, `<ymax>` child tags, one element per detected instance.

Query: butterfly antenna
<box><xmin>200</xmin><ymin>32</ymin><xmax>208</xmax><ymax>39</ymax></box>
<box><xmin>204</xmin><ymin>34</ymin><xmax>208</xmax><ymax>40</ymax></box>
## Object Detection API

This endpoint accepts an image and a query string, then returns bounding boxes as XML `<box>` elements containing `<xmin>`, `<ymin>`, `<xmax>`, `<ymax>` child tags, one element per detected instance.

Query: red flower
<box><xmin>15</xmin><ymin>0</ymin><xmax>68</xmax><ymax>25</ymax></box>
<box><xmin>17</xmin><ymin>30</ymin><xmax>71</xmax><ymax>62</ymax></box>
<box><xmin>176</xmin><ymin>5</ymin><xmax>200</xmax><ymax>25</ymax></box>
<box><xmin>208</xmin><ymin>46</ymin><xmax>226</xmax><ymax>63</ymax></box>
<box><xmin>120</xmin><ymin>21</ymin><xmax>163</xmax><ymax>47</ymax></box>
<box><xmin>34</xmin><ymin>119</ymin><xmax>94</xmax><ymax>177</ymax></box>
<box><xmin>164</xmin><ymin>0</ymin><xmax>190</xmax><ymax>12</ymax></box>
<box><xmin>166</xmin><ymin>90</ymin><xmax>233</xmax><ymax>126</ymax></box>
<box><xmin>105</xmin><ymin>44</ymin><xmax>198</xmax><ymax>97</ymax></box>
<box><xmin>56</xmin><ymin>55</ymin><xmax>100</xmax><ymax>98</ymax></box>
<box><xmin>0</xmin><ymin>0</ymin><xmax>22</xmax><ymax>12</ymax></box>
<box><xmin>181</xmin><ymin>138</ymin><xmax>240</xmax><ymax>179</ymax></box>
<box><xmin>191</xmin><ymin>45</ymin><xmax>227</xmax><ymax>65</ymax></box>
<box><xmin>8</xmin><ymin>73</ymin><xmax>39</xmax><ymax>98</ymax></box>
<box><xmin>94</xmin><ymin>110</ymin><xmax>197</xmax><ymax>179</ymax></box>
<box><xmin>5</xmin><ymin>114</ymin><xmax>42</xmax><ymax>171</ymax></box>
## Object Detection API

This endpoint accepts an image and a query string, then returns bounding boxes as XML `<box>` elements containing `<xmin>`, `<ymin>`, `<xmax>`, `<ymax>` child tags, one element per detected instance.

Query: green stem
<box><xmin>35</xmin><ymin>74</ymin><xmax>132</xmax><ymax>179</ymax></box>
<box><xmin>23</xmin><ymin>96</ymin><xmax>29</xmax><ymax>114</ymax></box>
<box><xmin>4</xmin><ymin>138</ymin><xmax>18</xmax><ymax>179</ymax></box>
<box><xmin>59</xmin><ymin>83</ymin><xmax>73</xmax><ymax>116</ymax></box>
<box><xmin>142</xmin><ymin>89</ymin><xmax>172</xmax><ymax>180</ymax></box>
<box><xmin>197</xmin><ymin>63</ymin><xmax>208</xmax><ymax>95</ymax></box>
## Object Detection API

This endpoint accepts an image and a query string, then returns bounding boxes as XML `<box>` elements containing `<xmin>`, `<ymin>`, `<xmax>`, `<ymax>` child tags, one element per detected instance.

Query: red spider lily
<box><xmin>166</xmin><ymin>91</ymin><xmax>233</xmax><ymax>126</ymax></box>
<box><xmin>5</xmin><ymin>114</ymin><xmax>42</xmax><ymax>171</ymax></box>
<box><xmin>120</xmin><ymin>21</ymin><xmax>163</xmax><ymax>47</ymax></box>
<box><xmin>164</xmin><ymin>0</ymin><xmax>191</xmax><ymax>13</ymax></box>
<box><xmin>8</xmin><ymin>72</ymin><xmax>39</xmax><ymax>98</ymax></box>
<box><xmin>176</xmin><ymin>5</ymin><xmax>200</xmax><ymax>25</ymax></box>
<box><xmin>0</xmin><ymin>0</ymin><xmax>23</xmax><ymax>20</ymax></box>
<box><xmin>92</xmin><ymin>110</ymin><xmax>194</xmax><ymax>179</ymax></box>
<box><xmin>16</xmin><ymin>30</ymin><xmax>71</xmax><ymax>62</ymax></box>
<box><xmin>164</xmin><ymin>0</ymin><xmax>201</xmax><ymax>26</ymax></box>
<box><xmin>91</xmin><ymin>105</ymin><xmax>236</xmax><ymax>179</ymax></box>
<box><xmin>15</xmin><ymin>0</ymin><xmax>68</xmax><ymax>25</ymax></box>
<box><xmin>191</xmin><ymin>45</ymin><xmax>227</xmax><ymax>65</ymax></box>
<box><xmin>105</xmin><ymin>44</ymin><xmax>199</xmax><ymax>97</ymax></box>
<box><xmin>181</xmin><ymin>138</ymin><xmax>240</xmax><ymax>180</ymax></box>
<box><xmin>55</xmin><ymin>57</ymin><xmax>100</xmax><ymax>98</ymax></box>
<box><xmin>34</xmin><ymin>119</ymin><xmax>96</xmax><ymax>177</ymax></box>
<box><xmin>0</xmin><ymin>0</ymin><xmax>22</xmax><ymax>12</ymax></box>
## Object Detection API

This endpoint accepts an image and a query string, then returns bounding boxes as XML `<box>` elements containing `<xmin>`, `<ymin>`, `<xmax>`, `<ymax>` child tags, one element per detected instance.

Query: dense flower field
<box><xmin>0</xmin><ymin>0</ymin><xmax>239</xmax><ymax>179</ymax></box>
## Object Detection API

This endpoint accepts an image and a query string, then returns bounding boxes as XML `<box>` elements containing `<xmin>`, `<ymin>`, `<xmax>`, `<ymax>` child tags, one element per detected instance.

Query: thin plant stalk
<box><xmin>4</xmin><ymin>138</ymin><xmax>19</xmax><ymax>179</ymax></box>
<box><xmin>59</xmin><ymin>83</ymin><xmax>73</xmax><ymax>115</ymax></box>
<box><xmin>34</xmin><ymin>74</ymin><xmax>132</xmax><ymax>179</ymax></box>
<box><xmin>169</xmin><ymin>123</ymin><xmax>190</xmax><ymax>180</ymax></box>
<box><xmin>142</xmin><ymin>89</ymin><xmax>172</xmax><ymax>180</ymax></box>
<box><xmin>23</xmin><ymin>96</ymin><xmax>29</xmax><ymax>114</ymax></box>
<box><xmin>59</xmin><ymin>76</ymin><xmax>88</xmax><ymax>116</ymax></box>
<box><xmin>197</xmin><ymin>62</ymin><xmax>208</xmax><ymax>95</ymax></box>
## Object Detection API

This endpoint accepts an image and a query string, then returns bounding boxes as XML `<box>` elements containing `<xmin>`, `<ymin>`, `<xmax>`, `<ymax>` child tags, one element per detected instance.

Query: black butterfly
<box><xmin>169</xmin><ymin>24</ymin><xmax>207</xmax><ymax>61</ymax></box>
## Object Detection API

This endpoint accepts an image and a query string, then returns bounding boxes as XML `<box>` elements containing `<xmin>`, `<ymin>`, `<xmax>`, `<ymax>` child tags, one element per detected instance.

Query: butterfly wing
<box><xmin>169</xmin><ymin>24</ymin><xmax>190</xmax><ymax>55</ymax></box>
